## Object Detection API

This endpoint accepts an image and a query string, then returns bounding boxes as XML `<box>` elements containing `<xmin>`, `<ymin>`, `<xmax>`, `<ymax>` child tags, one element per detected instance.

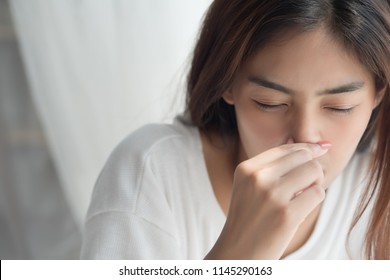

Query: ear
<box><xmin>222</xmin><ymin>89</ymin><xmax>235</xmax><ymax>105</ymax></box>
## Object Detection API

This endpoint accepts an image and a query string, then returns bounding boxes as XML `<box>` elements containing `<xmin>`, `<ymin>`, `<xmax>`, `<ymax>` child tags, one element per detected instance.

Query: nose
<box><xmin>288</xmin><ymin>108</ymin><xmax>322</xmax><ymax>144</ymax></box>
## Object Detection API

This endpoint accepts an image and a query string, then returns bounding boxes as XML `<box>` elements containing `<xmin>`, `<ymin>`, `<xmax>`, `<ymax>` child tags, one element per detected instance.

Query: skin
<box><xmin>203</xmin><ymin>28</ymin><xmax>384</xmax><ymax>259</ymax></box>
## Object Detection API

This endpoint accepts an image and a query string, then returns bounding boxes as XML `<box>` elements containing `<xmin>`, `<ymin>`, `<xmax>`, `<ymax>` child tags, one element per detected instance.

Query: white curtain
<box><xmin>10</xmin><ymin>0</ymin><xmax>212</xmax><ymax>226</ymax></box>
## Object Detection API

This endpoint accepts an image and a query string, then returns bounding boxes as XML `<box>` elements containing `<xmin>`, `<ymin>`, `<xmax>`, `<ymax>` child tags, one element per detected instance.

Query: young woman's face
<box><xmin>223</xmin><ymin>28</ymin><xmax>381</xmax><ymax>189</ymax></box>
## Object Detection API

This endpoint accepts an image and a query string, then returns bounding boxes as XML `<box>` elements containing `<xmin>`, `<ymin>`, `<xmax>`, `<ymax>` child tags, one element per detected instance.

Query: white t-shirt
<box><xmin>80</xmin><ymin>116</ymin><xmax>372</xmax><ymax>259</ymax></box>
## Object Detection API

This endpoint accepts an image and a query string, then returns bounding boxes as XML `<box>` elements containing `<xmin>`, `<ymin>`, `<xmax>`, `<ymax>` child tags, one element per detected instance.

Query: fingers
<box><xmin>243</xmin><ymin>142</ymin><xmax>330</xmax><ymax>172</ymax></box>
<box><xmin>233</xmin><ymin>141</ymin><xmax>330</xmax><ymax>217</ymax></box>
<box><xmin>223</xmin><ymin>142</ymin><xmax>331</xmax><ymax>259</ymax></box>
<box><xmin>261</xmin><ymin>148</ymin><xmax>325</xmax><ymax>179</ymax></box>
<box><xmin>236</xmin><ymin>143</ymin><xmax>329</xmax><ymax>191</ymax></box>
<box><xmin>289</xmin><ymin>183</ymin><xmax>326</xmax><ymax>224</ymax></box>
<box><xmin>276</xmin><ymin>159</ymin><xmax>325</xmax><ymax>201</ymax></box>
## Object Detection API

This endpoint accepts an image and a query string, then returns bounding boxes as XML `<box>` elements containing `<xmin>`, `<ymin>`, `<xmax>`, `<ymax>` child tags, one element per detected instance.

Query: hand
<box><xmin>205</xmin><ymin>142</ymin><xmax>330</xmax><ymax>259</ymax></box>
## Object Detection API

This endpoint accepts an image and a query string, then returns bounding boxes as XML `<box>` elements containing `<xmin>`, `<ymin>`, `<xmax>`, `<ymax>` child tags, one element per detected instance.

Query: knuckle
<box><xmin>261</xmin><ymin>187</ymin><xmax>276</xmax><ymax>201</ymax></box>
<box><xmin>311</xmin><ymin>184</ymin><xmax>326</xmax><ymax>200</ymax></box>
<box><xmin>250</xmin><ymin>169</ymin><xmax>268</xmax><ymax>187</ymax></box>
<box><xmin>275</xmin><ymin>205</ymin><xmax>294</xmax><ymax>225</ymax></box>
<box><xmin>306</xmin><ymin>161</ymin><xmax>325</xmax><ymax>186</ymax></box>
<box><xmin>235</xmin><ymin>161</ymin><xmax>251</xmax><ymax>178</ymax></box>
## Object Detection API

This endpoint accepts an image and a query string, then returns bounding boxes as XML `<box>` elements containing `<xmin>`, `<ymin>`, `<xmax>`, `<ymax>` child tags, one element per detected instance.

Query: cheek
<box><xmin>235</xmin><ymin>107</ymin><xmax>287</xmax><ymax>157</ymax></box>
<box><xmin>327</xmin><ymin>109</ymin><xmax>372</xmax><ymax>152</ymax></box>
<box><xmin>325</xmin><ymin>92</ymin><xmax>376</xmax><ymax>152</ymax></box>
<box><xmin>322</xmin><ymin>109</ymin><xmax>373</xmax><ymax>186</ymax></box>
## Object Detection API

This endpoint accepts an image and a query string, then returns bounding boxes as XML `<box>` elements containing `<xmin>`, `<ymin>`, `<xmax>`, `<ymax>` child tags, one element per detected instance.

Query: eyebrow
<box><xmin>248</xmin><ymin>76</ymin><xmax>365</xmax><ymax>95</ymax></box>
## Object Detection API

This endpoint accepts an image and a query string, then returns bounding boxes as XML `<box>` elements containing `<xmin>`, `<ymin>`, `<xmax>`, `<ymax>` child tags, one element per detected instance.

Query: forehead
<box><xmin>243</xmin><ymin>28</ymin><xmax>374</xmax><ymax>89</ymax></box>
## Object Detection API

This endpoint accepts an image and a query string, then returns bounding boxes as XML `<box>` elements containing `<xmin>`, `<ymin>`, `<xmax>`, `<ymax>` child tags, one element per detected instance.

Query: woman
<box><xmin>81</xmin><ymin>0</ymin><xmax>390</xmax><ymax>259</ymax></box>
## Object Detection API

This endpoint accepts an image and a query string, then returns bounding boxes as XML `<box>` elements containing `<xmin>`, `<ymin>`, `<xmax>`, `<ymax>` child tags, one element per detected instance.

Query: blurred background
<box><xmin>0</xmin><ymin>0</ymin><xmax>211</xmax><ymax>259</ymax></box>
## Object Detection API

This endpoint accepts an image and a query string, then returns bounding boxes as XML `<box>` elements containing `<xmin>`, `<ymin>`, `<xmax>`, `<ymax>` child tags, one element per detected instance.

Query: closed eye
<box><xmin>325</xmin><ymin>106</ymin><xmax>355</xmax><ymax>114</ymax></box>
<box><xmin>254</xmin><ymin>101</ymin><xmax>288</xmax><ymax>111</ymax></box>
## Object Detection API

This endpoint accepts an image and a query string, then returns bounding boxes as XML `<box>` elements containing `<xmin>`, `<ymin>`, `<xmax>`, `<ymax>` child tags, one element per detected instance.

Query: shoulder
<box><xmin>96</xmin><ymin>115</ymin><xmax>200</xmax><ymax>181</ymax></box>
<box><xmin>110</xmin><ymin>116</ymin><xmax>199</xmax><ymax>165</ymax></box>
<box><xmin>86</xmin><ymin>115</ymin><xmax>202</xmax><ymax>214</ymax></box>
<box><xmin>83</xmin><ymin>116</ymin><xmax>203</xmax><ymax>248</ymax></box>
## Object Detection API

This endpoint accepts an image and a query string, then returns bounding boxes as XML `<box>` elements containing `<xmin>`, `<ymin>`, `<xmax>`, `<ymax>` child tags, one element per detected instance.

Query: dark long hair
<box><xmin>187</xmin><ymin>0</ymin><xmax>390</xmax><ymax>259</ymax></box>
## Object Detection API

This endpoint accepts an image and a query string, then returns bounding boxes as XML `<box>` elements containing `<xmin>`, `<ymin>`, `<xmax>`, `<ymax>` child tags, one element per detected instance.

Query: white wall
<box><xmin>10</xmin><ymin>0</ymin><xmax>212</xmax><ymax>226</ymax></box>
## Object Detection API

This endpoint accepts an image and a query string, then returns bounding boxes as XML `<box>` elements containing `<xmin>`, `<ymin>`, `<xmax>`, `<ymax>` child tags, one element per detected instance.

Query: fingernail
<box><xmin>317</xmin><ymin>141</ymin><xmax>332</xmax><ymax>150</ymax></box>
<box><xmin>312</xmin><ymin>142</ymin><xmax>331</xmax><ymax>157</ymax></box>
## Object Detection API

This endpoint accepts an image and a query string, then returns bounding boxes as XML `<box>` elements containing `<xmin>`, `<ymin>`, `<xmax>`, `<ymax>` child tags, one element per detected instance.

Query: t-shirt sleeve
<box><xmin>80</xmin><ymin>127</ymin><xmax>182</xmax><ymax>259</ymax></box>
<box><xmin>81</xmin><ymin>211</ymin><xmax>181</xmax><ymax>259</ymax></box>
